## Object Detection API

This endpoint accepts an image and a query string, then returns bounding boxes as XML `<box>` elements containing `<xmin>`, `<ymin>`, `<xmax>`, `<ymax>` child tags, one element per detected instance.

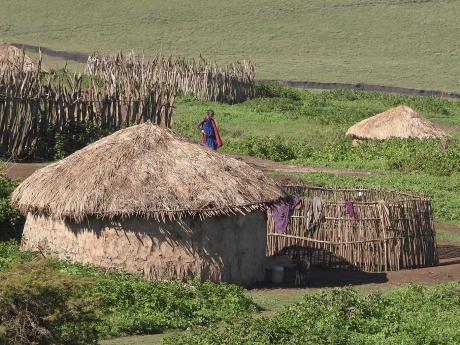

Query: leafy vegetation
<box><xmin>164</xmin><ymin>283</ymin><xmax>460</xmax><ymax>345</ymax></box>
<box><xmin>33</xmin><ymin>121</ymin><xmax>111</xmax><ymax>161</ymax></box>
<box><xmin>0</xmin><ymin>241</ymin><xmax>257</xmax><ymax>344</ymax></box>
<box><xmin>0</xmin><ymin>174</ymin><xmax>22</xmax><ymax>239</ymax></box>
<box><xmin>0</xmin><ymin>259</ymin><xmax>99</xmax><ymax>345</ymax></box>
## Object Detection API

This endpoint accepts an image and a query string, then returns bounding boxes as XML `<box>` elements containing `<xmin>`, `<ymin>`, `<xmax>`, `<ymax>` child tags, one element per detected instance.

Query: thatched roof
<box><xmin>12</xmin><ymin>123</ymin><xmax>286</xmax><ymax>222</ymax></box>
<box><xmin>346</xmin><ymin>106</ymin><xmax>451</xmax><ymax>141</ymax></box>
<box><xmin>0</xmin><ymin>43</ymin><xmax>44</xmax><ymax>72</ymax></box>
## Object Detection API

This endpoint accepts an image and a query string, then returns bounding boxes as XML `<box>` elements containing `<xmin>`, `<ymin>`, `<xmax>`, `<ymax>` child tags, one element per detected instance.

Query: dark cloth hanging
<box><xmin>345</xmin><ymin>199</ymin><xmax>356</xmax><ymax>219</ymax></box>
<box><xmin>271</xmin><ymin>196</ymin><xmax>301</xmax><ymax>234</ymax></box>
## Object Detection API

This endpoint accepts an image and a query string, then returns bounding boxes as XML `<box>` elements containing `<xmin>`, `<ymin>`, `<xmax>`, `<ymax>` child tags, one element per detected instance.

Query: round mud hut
<box><xmin>346</xmin><ymin>105</ymin><xmax>451</xmax><ymax>144</ymax></box>
<box><xmin>12</xmin><ymin>123</ymin><xmax>286</xmax><ymax>285</ymax></box>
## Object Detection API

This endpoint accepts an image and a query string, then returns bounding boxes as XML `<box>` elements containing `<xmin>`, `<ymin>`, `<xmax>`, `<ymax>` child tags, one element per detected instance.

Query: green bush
<box><xmin>224</xmin><ymin>136</ymin><xmax>296</xmax><ymax>161</ymax></box>
<box><xmin>53</xmin><ymin>122</ymin><xmax>111</xmax><ymax>160</ymax></box>
<box><xmin>223</xmin><ymin>134</ymin><xmax>460</xmax><ymax>177</ymax></box>
<box><xmin>0</xmin><ymin>173</ymin><xmax>23</xmax><ymax>240</ymax></box>
<box><xmin>164</xmin><ymin>284</ymin><xmax>460</xmax><ymax>345</ymax></box>
<box><xmin>0</xmin><ymin>242</ymin><xmax>258</xmax><ymax>340</ymax></box>
<box><xmin>243</xmin><ymin>97</ymin><xmax>303</xmax><ymax>115</ymax></box>
<box><xmin>0</xmin><ymin>259</ymin><xmax>100</xmax><ymax>345</ymax></box>
<box><xmin>31</xmin><ymin>122</ymin><xmax>112</xmax><ymax>160</ymax></box>
<box><xmin>256</xmin><ymin>82</ymin><xmax>303</xmax><ymax>101</ymax></box>
<box><xmin>88</xmin><ymin>276</ymin><xmax>258</xmax><ymax>337</ymax></box>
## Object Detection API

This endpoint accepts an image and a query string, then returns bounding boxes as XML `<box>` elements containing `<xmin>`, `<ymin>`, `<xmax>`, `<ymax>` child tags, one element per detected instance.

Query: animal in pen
<box><xmin>293</xmin><ymin>251</ymin><xmax>311</xmax><ymax>287</ymax></box>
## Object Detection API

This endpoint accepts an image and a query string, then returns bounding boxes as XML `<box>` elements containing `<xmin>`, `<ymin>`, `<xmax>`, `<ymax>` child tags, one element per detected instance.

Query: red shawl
<box><xmin>201</xmin><ymin>118</ymin><xmax>223</xmax><ymax>149</ymax></box>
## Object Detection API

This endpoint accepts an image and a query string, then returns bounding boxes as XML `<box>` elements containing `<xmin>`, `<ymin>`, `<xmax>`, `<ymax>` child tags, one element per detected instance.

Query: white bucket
<box><xmin>270</xmin><ymin>265</ymin><xmax>284</xmax><ymax>284</ymax></box>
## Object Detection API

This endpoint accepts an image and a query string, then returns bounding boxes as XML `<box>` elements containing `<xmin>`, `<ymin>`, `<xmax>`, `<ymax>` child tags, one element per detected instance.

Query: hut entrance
<box><xmin>267</xmin><ymin>185</ymin><xmax>439</xmax><ymax>272</ymax></box>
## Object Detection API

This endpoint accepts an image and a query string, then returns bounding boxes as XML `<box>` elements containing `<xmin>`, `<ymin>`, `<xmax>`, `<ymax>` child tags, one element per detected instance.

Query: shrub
<box><xmin>31</xmin><ymin>122</ymin><xmax>112</xmax><ymax>160</ymax></box>
<box><xmin>0</xmin><ymin>259</ymin><xmax>100</xmax><ymax>345</ymax></box>
<box><xmin>53</xmin><ymin>122</ymin><xmax>111</xmax><ymax>160</ymax></box>
<box><xmin>86</xmin><ymin>276</ymin><xmax>257</xmax><ymax>338</ymax></box>
<box><xmin>224</xmin><ymin>136</ymin><xmax>296</xmax><ymax>161</ymax></box>
<box><xmin>0</xmin><ymin>240</ymin><xmax>259</xmax><ymax>340</ymax></box>
<box><xmin>0</xmin><ymin>173</ymin><xmax>23</xmax><ymax>240</ymax></box>
<box><xmin>255</xmin><ymin>82</ymin><xmax>302</xmax><ymax>101</ymax></box>
<box><xmin>243</xmin><ymin>97</ymin><xmax>303</xmax><ymax>115</ymax></box>
<box><xmin>164</xmin><ymin>283</ymin><xmax>460</xmax><ymax>345</ymax></box>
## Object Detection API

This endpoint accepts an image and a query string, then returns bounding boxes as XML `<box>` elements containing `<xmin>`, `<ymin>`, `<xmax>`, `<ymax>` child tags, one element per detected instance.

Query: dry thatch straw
<box><xmin>0</xmin><ymin>43</ymin><xmax>45</xmax><ymax>73</ymax></box>
<box><xmin>86</xmin><ymin>51</ymin><xmax>255</xmax><ymax>104</ymax></box>
<box><xmin>346</xmin><ymin>105</ymin><xmax>452</xmax><ymax>143</ymax></box>
<box><xmin>12</xmin><ymin>122</ymin><xmax>286</xmax><ymax>222</ymax></box>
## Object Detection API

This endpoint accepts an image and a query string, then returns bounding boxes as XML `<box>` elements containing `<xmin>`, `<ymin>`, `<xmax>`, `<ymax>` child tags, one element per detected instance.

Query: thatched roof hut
<box><xmin>346</xmin><ymin>106</ymin><xmax>451</xmax><ymax>142</ymax></box>
<box><xmin>12</xmin><ymin>123</ymin><xmax>286</xmax><ymax>285</ymax></box>
<box><xmin>0</xmin><ymin>43</ymin><xmax>43</xmax><ymax>72</ymax></box>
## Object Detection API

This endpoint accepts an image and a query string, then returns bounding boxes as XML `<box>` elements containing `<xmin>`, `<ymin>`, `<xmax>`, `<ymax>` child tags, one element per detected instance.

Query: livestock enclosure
<box><xmin>86</xmin><ymin>51</ymin><xmax>255</xmax><ymax>104</ymax></box>
<box><xmin>268</xmin><ymin>185</ymin><xmax>438</xmax><ymax>272</ymax></box>
<box><xmin>0</xmin><ymin>51</ymin><xmax>175</xmax><ymax>158</ymax></box>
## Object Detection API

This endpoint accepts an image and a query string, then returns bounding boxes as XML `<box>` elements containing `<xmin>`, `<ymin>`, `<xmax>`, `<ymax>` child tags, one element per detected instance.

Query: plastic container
<box><xmin>270</xmin><ymin>265</ymin><xmax>284</xmax><ymax>284</ymax></box>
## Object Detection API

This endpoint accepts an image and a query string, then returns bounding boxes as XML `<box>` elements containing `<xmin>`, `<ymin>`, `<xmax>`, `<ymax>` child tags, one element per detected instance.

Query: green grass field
<box><xmin>1</xmin><ymin>0</ymin><xmax>460</xmax><ymax>91</ymax></box>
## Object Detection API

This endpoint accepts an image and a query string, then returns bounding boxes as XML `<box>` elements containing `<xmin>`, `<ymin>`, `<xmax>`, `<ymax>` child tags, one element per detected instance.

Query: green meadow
<box><xmin>1</xmin><ymin>0</ymin><xmax>460</xmax><ymax>91</ymax></box>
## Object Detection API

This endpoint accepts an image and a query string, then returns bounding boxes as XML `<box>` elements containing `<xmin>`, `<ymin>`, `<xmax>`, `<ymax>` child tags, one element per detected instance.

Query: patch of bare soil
<box><xmin>433</xmin><ymin>121</ymin><xmax>460</xmax><ymax>134</ymax></box>
<box><xmin>226</xmin><ymin>153</ymin><xmax>377</xmax><ymax>177</ymax></box>
<box><xmin>1</xmin><ymin>162</ymin><xmax>48</xmax><ymax>181</ymax></box>
<box><xmin>2</xmin><ymin>154</ymin><xmax>378</xmax><ymax>182</ymax></box>
<box><xmin>435</xmin><ymin>222</ymin><xmax>460</xmax><ymax>233</ymax></box>
<box><xmin>252</xmin><ymin>240</ymin><xmax>460</xmax><ymax>292</ymax></box>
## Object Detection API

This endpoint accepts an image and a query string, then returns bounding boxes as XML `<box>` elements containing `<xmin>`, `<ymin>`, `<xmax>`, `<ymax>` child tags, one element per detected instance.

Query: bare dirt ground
<box><xmin>227</xmin><ymin>153</ymin><xmax>377</xmax><ymax>177</ymax></box>
<box><xmin>252</xmin><ymin>242</ymin><xmax>460</xmax><ymax>292</ymax></box>
<box><xmin>2</xmin><ymin>154</ymin><xmax>376</xmax><ymax>182</ymax></box>
<box><xmin>1</xmin><ymin>162</ymin><xmax>49</xmax><ymax>181</ymax></box>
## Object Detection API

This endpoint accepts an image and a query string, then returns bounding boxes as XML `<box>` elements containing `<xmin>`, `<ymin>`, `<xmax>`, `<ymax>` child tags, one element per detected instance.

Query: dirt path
<box><xmin>2</xmin><ymin>155</ymin><xmax>376</xmax><ymax>182</ymax></box>
<box><xmin>251</xmin><ymin>240</ymin><xmax>460</xmax><ymax>293</ymax></box>
<box><xmin>227</xmin><ymin>153</ymin><xmax>377</xmax><ymax>177</ymax></box>
<box><xmin>1</xmin><ymin>162</ymin><xmax>50</xmax><ymax>181</ymax></box>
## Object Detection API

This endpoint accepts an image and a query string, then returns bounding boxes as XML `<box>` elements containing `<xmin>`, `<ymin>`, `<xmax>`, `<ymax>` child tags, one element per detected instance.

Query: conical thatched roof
<box><xmin>12</xmin><ymin>123</ymin><xmax>286</xmax><ymax>222</ymax></box>
<box><xmin>346</xmin><ymin>106</ymin><xmax>451</xmax><ymax>141</ymax></box>
<box><xmin>0</xmin><ymin>43</ymin><xmax>42</xmax><ymax>72</ymax></box>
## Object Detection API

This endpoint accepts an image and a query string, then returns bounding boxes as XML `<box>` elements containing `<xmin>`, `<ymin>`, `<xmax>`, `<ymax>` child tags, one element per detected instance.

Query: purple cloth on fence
<box><xmin>271</xmin><ymin>196</ymin><xmax>301</xmax><ymax>234</ymax></box>
<box><xmin>345</xmin><ymin>200</ymin><xmax>356</xmax><ymax>219</ymax></box>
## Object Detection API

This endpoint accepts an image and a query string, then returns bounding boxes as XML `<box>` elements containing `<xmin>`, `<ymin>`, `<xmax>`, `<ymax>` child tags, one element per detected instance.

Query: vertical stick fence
<box><xmin>267</xmin><ymin>185</ymin><xmax>438</xmax><ymax>272</ymax></box>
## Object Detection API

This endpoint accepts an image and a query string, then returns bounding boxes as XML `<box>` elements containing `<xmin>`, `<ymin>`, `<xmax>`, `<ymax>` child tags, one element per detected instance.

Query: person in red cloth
<box><xmin>197</xmin><ymin>109</ymin><xmax>223</xmax><ymax>150</ymax></box>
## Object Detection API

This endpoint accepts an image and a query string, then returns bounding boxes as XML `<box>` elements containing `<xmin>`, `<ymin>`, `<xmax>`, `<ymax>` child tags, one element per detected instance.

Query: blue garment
<box><xmin>202</xmin><ymin>119</ymin><xmax>217</xmax><ymax>149</ymax></box>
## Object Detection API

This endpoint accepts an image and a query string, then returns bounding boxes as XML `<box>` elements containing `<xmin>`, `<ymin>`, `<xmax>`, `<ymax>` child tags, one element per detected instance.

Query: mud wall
<box><xmin>21</xmin><ymin>211</ymin><xmax>267</xmax><ymax>285</ymax></box>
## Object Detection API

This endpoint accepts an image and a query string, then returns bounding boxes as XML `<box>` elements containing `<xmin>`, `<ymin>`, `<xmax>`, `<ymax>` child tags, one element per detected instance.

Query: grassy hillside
<box><xmin>1</xmin><ymin>0</ymin><xmax>459</xmax><ymax>91</ymax></box>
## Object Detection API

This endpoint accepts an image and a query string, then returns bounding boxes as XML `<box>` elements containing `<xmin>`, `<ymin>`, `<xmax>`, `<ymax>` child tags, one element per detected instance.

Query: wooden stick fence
<box><xmin>267</xmin><ymin>185</ymin><xmax>439</xmax><ymax>272</ymax></box>
<box><xmin>0</xmin><ymin>51</ymin><xmax>176</xmax><ymax>159</ymax></box>
<box><xmin>86</xmin><ymin>51</ymin><xmax>255</xmax><ymax>104</ymax></box>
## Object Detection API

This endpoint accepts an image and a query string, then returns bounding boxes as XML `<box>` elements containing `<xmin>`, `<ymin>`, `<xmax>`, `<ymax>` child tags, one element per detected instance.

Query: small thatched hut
<box><xmin>346</xmin><ymin>105</ymin><xmax>451</xmax><ymax>143</ymax></box>
<box><xmin>12</xmin><ymin>123</ymin><xmax>285</xmax><ymax>285</ymax></box>
<box><xmin>0</xmin><ymin>43</ymin><xmax>43</xmax><ymax>72</ymax></box>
